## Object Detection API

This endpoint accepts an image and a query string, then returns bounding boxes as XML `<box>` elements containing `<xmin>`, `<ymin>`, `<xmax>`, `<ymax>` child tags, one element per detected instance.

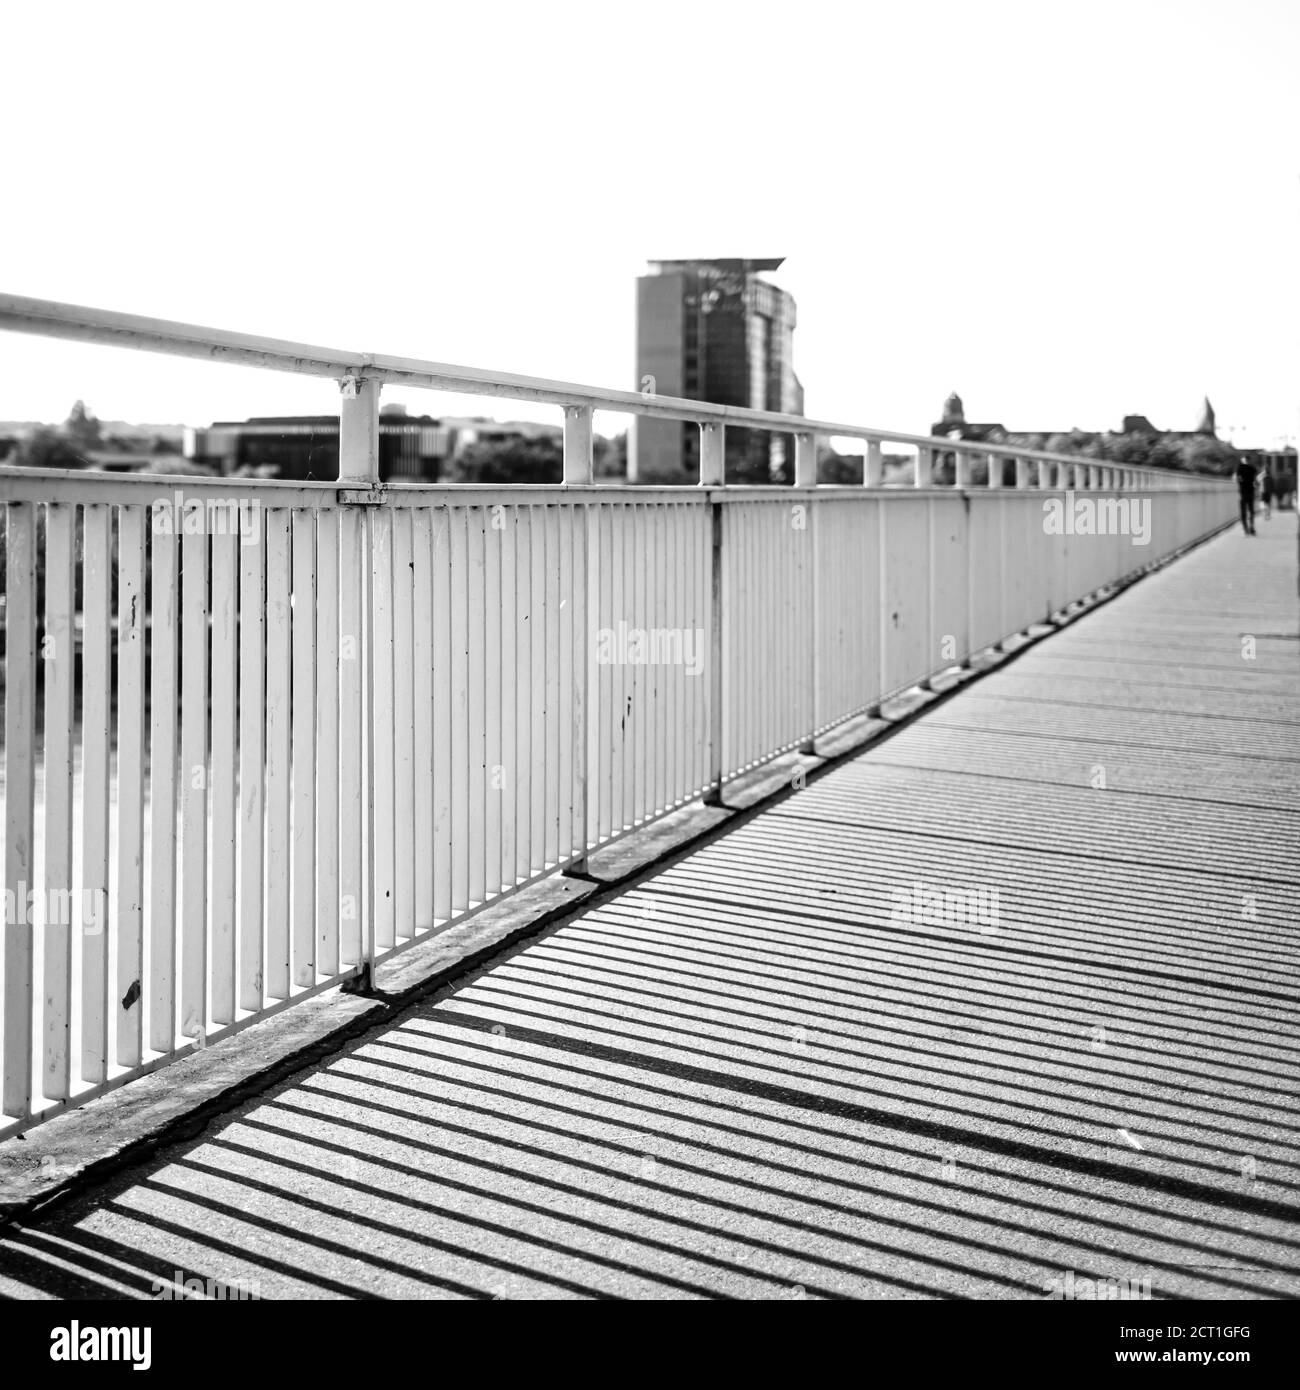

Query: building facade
<box><xmin>930</xmin><ymin>393</ymin><xmax>1224</xmax><ymax>450</ymax></box>
<box><xmin>631</xmin><ymin>258</ymin><xmax>803</xmax><ymax>484</ymax></box>
<box><xmin>185</xmin><ymin>407</ymin><xmax>454</xmax><ymax>481</ymax></box>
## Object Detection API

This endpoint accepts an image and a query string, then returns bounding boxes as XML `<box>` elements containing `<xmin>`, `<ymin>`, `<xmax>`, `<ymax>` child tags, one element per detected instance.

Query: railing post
<box><xmin>1071</xmin><ymin>462</ymin><xmax>1086</xmax><ymax>490</ymax></box>
<box><xmin>864</xmin><ymin>439</ymin><xmax>883</xmax><ymax>487</ymax></box>
<box><xmin>337</xmin><ymin>373</ymin><xmax>381</xmax><ymax>988</ymax></box>
<box><xmin>699</xmin><ymin>421</ymin><xmax>725</xmax><ymax>486</ymax></box>
<box><xmin>794</xmin><ymin>431</ymin><xmax>817</xmax><ymax>488</ymax></box>
<box><xmin>701</xmin><ymin>422</ymin><xmax>727</xmax><ymax>804</ymax></box>
<box><xmin>915</xmin><ymin>445</ymin><xmax>932</xmax><ymax>487</ymax></box>
<box><xmin>796</xmin><ymin>426</ymin><xmax>821</xmax><ymax>751</ymax></box>
<box><xmin>563</xmin><ymin>404</ymin><xmax>594</xmax><ymax>485</ymax></box>
<box><xmin>1015</xmin><ymin>456</ymin><xmax>1031</xmax><ymax>489</ymax></box>
<box><xmin>987</xmin><ymin>453</ymin><xmax>1003</xmax><ymax>489</ymax></box>
<box><xmin>795</xmin><ymin>434</ymin><xmax>820</xmax><ymax>753</ymax></box>
<box><xmin>704</xmin><ymin>496</ymin><xmax>725</xmax><ymax>805</ymax></box>
<box><xmin>1087</xmin><ymin>464</ymin><xmax>1100</xmax><ymax>490</ymax></box>
<box><xmin>954</xmin><ymin>450</ymin><xmax>971</xmax><ymax>488</ymax></box>
<box><xmin>1036</xmin><ymin>459</ymin><xmax>1051</xmax><ymax>488</ymax></box>
<box><xmin>339</xmin><ymin>374</ymin><xmax>381</xmax><ymax>482</ymax></box>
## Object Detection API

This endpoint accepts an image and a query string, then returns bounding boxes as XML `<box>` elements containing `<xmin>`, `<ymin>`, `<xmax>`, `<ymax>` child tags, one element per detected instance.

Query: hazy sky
<box><xmin>1</xmin><ymin>0</ymin><xmax>1296</xmax><ymax>446</ymax></box>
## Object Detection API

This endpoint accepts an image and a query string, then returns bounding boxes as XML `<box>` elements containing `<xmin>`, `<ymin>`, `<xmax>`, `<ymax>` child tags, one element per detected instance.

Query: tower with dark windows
<box><xmin>631</xmin><ymin>258</ymin><xmax>803</xmax><ymax>484</ymax></box>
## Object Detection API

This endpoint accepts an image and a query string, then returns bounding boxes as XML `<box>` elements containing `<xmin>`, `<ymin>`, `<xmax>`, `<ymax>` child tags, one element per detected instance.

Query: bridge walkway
<box><xmin>1</xmin><ymin>518</ymin><xmax>1296</xmax><ymax>1300</ymax></box>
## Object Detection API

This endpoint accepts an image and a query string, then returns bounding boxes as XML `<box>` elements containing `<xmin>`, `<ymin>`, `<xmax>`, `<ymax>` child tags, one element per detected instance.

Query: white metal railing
<box><xmin>0</xmin><ymin>294</ymin><xmax>1236</xmax><ymax>1135</ymax></box>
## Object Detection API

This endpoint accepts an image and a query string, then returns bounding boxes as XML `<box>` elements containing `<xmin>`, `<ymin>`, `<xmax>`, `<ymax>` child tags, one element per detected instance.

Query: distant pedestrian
<box><xmin>1260</xmin><ymin>469</ymin><xmax>1274</xmax><ymax>519</ymax></box>
<box><xmin>1235</xmin><ymin>457</ymin><xmax>1258</xmax><ymax>535</ymax></box>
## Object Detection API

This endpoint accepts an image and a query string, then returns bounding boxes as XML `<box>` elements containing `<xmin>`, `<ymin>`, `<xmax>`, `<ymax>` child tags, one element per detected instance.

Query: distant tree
<box><xmin>817</xmin><ymin>443</ymin><xmax>863</xmax><ymax>484</ymax></box>
<box><xmin>882</xmin><ymin>452</ymin><xmax>915</xmax><ymax>485</ymax></box>
<box><xmin>1044</xmin><ymin>430</ymin><xmax>1103</xmax><ymax>459</ymax></box>
<box><xmin>14</xmin><ymin>426</ymin><xmax>85</xmax><ymax>469</ymax></box>
<box><xmin>446</xmin><ymin>435</ymin><xmax>563</xmax><ymax>485</ymax></box>
<box><xmin>1170</xmin><ymin>435</ymin><xmax>1237</xmax><ymax>477</ymax></box>
<box><xmin>65</xmin><ymin>400</ymin><xmax>102</xmax><ymax>453</ymax></box>
<box><xmin>594</xmin><ymin>432</ymin><xmax>627</xmax><ymax>479</ymax></box>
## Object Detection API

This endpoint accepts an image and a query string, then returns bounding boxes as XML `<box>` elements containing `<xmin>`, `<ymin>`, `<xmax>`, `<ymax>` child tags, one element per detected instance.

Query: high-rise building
<box><xmin>631</xmin><ymin>258</ymin><xmax>803</xmax><ymax>484</ymax></box>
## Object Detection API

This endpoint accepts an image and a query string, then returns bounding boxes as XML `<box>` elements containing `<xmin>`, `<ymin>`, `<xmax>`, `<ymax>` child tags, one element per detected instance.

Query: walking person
<box><xmin>1260</xmin><ymin>467</ymin><xmax>1274</xmax><ymax>520</ymax></box>
<box><xmin>1235</xmin><ymin>455</ymin><xmax>1258</xmax><ymax>535</ymax></box>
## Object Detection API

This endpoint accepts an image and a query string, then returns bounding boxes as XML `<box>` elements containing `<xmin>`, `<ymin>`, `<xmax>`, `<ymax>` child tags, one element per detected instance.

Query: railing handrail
<box><xmin>0</xmin><ymin>292</ymin><xmax>1229</xmax><ymax>484</ymax></box>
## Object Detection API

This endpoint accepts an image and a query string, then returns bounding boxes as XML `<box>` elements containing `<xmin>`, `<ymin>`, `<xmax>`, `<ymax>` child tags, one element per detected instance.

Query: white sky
<box><xmin>0</xmin><ymin>0</ymin><xmax>1296</xmax><ymax>446</ymax></box>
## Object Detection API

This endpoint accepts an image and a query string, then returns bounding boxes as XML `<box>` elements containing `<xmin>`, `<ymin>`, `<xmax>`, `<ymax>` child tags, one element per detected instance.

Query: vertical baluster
<box><xmin>449</xmin><ymin>507</ymin><xmax>469</xmax><ymax>910</ymax></box>
<box><xmin>512</xmin><ymin>506</ymin><xmax>532</xmax><ymax>884</ymax></box>
<box><xmin>653</xmin><ymin>504</ymin><xmax>667</xmax><ymax>814</ymax></box>
<box><xmin>149</xmin><ymin>518</ymin><xmax>179</xmax><ymax>1049</ymax></box>
<box><xmin>3</xmin><ymin>504</ymin><xmax>37</xmax><ymax>1117</ymax></box>
<box><xmin>532</xmin><ymin>505</ymin><xmax>549</xmax><ymax>857</ymax></box>
<box><xmin>579</xmin><ymin>501</ymin><xmax>595</xmax><ymax>854</ymax></box>
<box><xmin>597</xmin><ymin>504</ymin><xmax>613</xmax><ymax>838</ymax></box>
<box><xmin>391</xmin><ymin>507</ymin><xmax>415</xmax><ymax>934</ymax></box>
<box><xmin>804</xmin><ymin>489</ymin><xmax>819</xmax><ymax>749</ymax></box>
<box><xmin>482</xmin><ymin>505</ymin><xmax>503</xmax><ymax>890</ymax></box>
<box><xmin>775</xmin><ymin>502</ymin><xmax>787</xmax><ymax>753</ymax></box>
<box><xmin>264</xmin><ymin>510</ymin><xmax>291</xmax><ymax>999</ymax></box>
<box><xmin>700</xmin><ymin>500</ymin><xmax>713</xmax><ymax>794</ymax></box>
<box><xmin>316</xmin><ymin>508</ymin><xmax>341</xmax><ymax>972</ymax></box>
<box><xmin>411</xmin><ymin>507</ymin><xmax>435</xmax><ymax>927</ymax></box>
<box><xmin>556</xmin><ymin>504</ymin><xmax>574</xmax><ymax>862</ymax></box>
<box><xmin>81</xmin><ymin>505</ymin><xmax>113</xmax><ymax>1081</ymax></box>
<box><xmin>767</xmin><ymin>504</ymin><xmax>779</xmax><ymax>757</ymax></box>
<box><xmin>633</xmin><ymin>504</ymin><xmax>647</xmax><ymax>824</ymax></box>
<box><xmin>179</xmin><ymin>520</ymin><xmax>210</xmax><ymax>1043</ymax></box>
<box><xmin>497</xmin><ymin>505</ymin><xmax>517</xmax><ymax>887</ymax></box>
<box><xmin>208</xmin><ymin>519</ymin><xmax>237</xmax><ymax>1026</ymax></box>
<box><xmin>290</xmin><ymin>510</ymin><xmax>317</xmax><ymax>984</ymax></box>
<box><xmin>667</xmin><ymin>503</ymin><xmax>681</xmax><ymax>808</ymax></box>
<box><xmin>545</xmin><ymin>506</ymin><xmax>561</xmax><ymax>857</ymax></box>
<box><xmin>41</xmin><ymin>504</ymin><xmax>76</xmax><ymax>1099</ymax></box>
<box><xmin>116</xmin><ymin>508</ymin><xmax>148</xmax><ymax>1064</ymax></box>
<box><xmin>431</xmin><ymin>507</ymin><xmax>453</xmax><ymax>919</ymax></box>
<box><xmin>238</xmin><ymin>514</ymin><xmax>266</xmax><ymax>1001</ymax></box>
